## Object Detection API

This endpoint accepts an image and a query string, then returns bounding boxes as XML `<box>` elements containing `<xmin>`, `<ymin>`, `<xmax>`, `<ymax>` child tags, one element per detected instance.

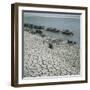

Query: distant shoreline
<box><xmin>24</xmin><ymin>23</ymin><xmax>80</xmax><ymax>44</ymax></box>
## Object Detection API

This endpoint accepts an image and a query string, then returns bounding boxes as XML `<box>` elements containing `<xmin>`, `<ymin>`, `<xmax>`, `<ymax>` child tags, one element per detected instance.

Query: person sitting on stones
<box><xmin>48</xmin><ymin>43</ymin><xmax>53</xmax><ymax>49</ymax></box>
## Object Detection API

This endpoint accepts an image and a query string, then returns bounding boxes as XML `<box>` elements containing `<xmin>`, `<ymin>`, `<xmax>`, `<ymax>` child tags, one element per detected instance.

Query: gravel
<box><xmin>24</xmin><ymin>31</ymin><xmax>80</xmax><ymax>77</ymax></box>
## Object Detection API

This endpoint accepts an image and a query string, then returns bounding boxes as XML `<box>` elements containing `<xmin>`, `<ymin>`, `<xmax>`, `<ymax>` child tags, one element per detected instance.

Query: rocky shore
<box><xmin>24</xmin><ymin>30</ymin><xmax>80</xmax><ymax>77</ymax></box>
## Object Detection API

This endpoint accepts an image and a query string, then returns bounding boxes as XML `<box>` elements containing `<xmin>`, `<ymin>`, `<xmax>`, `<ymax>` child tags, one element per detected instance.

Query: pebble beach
<box><xmin>24</xmin><ymin>30</ymin><xmax>80</xmax><ymax>78</ymax></box>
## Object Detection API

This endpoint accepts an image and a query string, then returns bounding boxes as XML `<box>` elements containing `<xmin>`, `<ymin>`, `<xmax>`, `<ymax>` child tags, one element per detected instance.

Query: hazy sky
<box><xmin>24</xmin><ymin>12</ymin><xmax>80</xmax><ymax>19</ymax></box>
